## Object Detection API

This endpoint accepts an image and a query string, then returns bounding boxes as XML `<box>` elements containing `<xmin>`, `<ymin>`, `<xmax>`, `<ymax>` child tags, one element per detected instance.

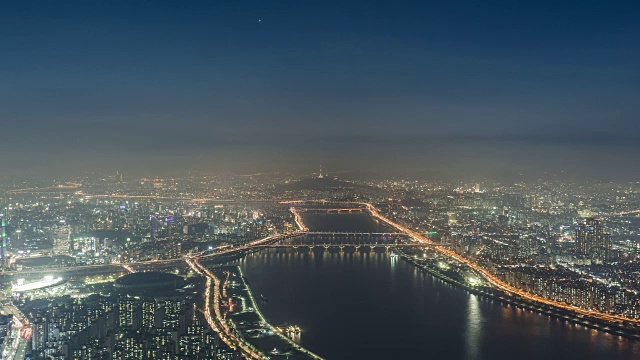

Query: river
<box><xmin>236</xmin><ymin>213</ymin><xmax>640</xmax><ymax>359</ymax></box>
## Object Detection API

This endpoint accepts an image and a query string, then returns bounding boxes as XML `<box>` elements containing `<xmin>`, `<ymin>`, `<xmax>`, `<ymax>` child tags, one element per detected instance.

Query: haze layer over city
<box><xmin>1</xmin><ymin>1</ymin><xmax>640</xmax><ymax>359</ymax></box>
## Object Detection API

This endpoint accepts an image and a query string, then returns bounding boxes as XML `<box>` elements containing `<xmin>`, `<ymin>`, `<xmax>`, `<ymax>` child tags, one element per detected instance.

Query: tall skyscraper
<box><xmin>52</xmin><ymin>222</ymin><xmax>71</xmax><ymax>254</ymax></box>
<box><xmin>0</xmin><ymin>213</ymin><xmax>7</xmax><ymax>268</ymax></box>
<box><xmin>575</xmin><ymin>218</ymin><xmax>611</xmax><ymax>264</ymax></box>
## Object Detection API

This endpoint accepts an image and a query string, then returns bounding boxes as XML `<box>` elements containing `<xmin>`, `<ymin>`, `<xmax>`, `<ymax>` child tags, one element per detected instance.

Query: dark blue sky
<box><xmin>1</xmin><ymin>1</ymin><xmax>639</xmax><ymax>178</ymax></box>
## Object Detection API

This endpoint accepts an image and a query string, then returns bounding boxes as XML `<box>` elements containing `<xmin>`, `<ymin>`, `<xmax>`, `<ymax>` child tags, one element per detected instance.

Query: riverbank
<box><xmin>237</xmin><ymin>240</ymin><xmax>640</xmax><ymax>359</ymax></box>
<box><xmin>395</xmin><ymin>247</ymin><xmax>640</xmax><ymax>341</ymax></box>
<box><xmin>223</xmin><ymin>265</ymin><xmax>324</xmax><ymax>359</ymax></box>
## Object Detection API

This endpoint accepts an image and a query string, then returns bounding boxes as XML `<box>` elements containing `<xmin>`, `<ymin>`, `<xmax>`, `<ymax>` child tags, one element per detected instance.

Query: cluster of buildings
<box><xmin>574</xmin><ymin>217</ymin><xmax>612</xmax><ymax>264</ymax></box>
<box><xmin>375</xmin><ymin>179</ymin><xmax>640</xmax><ymax>319</ymax></box>
<box><xmin>3</xmin><ymin>172</ymin><xmax>640</xmax><ymax>356</ymax></box>
<box><xmin>0</xmin><ymin>197</ymin><xmax>294</xmax><ymax>269</ymax></box>
<box><xmin>0</xmin><ymin>314</ymin><xmax>14</xmax><ymax>356</ymax></box>
<box><xmin>499</xmin><ymin>265</ymin><xmax>640</xmax><ymax>318</ymax></box>
<box><xmin>28</xmin><ymin>272</ymin><xmax>240</xmax><ymax>359</ymax></box>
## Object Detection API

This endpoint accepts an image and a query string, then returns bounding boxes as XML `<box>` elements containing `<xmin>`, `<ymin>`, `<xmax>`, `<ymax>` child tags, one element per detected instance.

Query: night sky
<box><xmin>2</xmin><ymin>1</ymin><xmax>639</xmax><ymax>178</ymax></box>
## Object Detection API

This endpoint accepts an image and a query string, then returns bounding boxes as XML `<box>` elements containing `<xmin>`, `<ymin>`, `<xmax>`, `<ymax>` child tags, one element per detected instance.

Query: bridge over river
<box><xmin>0</xmin><ymin>230</ymin><xmax>449</xmax><ymax>280</ymax></box>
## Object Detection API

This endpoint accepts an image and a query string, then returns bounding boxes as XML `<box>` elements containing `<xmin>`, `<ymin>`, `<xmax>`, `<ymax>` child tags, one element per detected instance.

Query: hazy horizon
<box><xmin>2</xmin><ymin>1</ymin><xmax>639</xmax><ymax>180</ymax></box>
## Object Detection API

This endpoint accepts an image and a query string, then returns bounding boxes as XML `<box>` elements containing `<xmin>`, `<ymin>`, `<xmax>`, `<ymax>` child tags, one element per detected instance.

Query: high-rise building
<box><xmin>141</xmin><ymin>299</ymin><xmax>156</xmax><ymax>330</ymax></box>
<box><xmin>31</xmin><ymin>318</ymin><xmax>46</xmax><ymax>357</ymax></box>
<box><xmin>112</xmin><ymin>332</ymin><xmax>144</xmax><ymax>360</ymax></box>
<box><xmin>118</xmin><ymin>295</ymin><xmax>138</xmax><ymax>329</ymax></box>
<box><xmin>150</xmin><ymin>214</ymin><xmax>160</xmax><ymax>236</ymax></box>
<box><xmin>447</xmin><ymin>212</ymin><xmax>457</xmax><ymax>225</ymax></box>
<box><xmin>52</xmin><ymin>222</ymin><xmax>71</xmax><ymax>254</ymax></box>
<box><xmin>0</xmin><ymin>213</ymin><xmax>7</xmax><ymax>268</ymax></box>
<box><xmin>179</xmin><ymin>306</ymin><xmax>204</xmax><ymax>357</ymax></box>
<box><xmin>575</xmin><ymin>218</ymin><xmax>611</xmax><ymax>264</ymax></box>
<box><xmin>160</xmin><ymin>298</ymin><xmax>182</xmax><ymax>332</ymax></box>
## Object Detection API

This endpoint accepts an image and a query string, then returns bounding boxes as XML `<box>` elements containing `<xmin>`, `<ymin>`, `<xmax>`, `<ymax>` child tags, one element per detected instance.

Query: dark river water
<box><xmin>237</xmin><ymin>213</ymin><xmax>640</xmax><ymax>359</ymax></box>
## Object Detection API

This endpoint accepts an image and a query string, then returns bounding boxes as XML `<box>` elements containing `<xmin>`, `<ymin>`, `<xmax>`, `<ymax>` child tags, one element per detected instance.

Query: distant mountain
<box><xmin>277</xmin><ymin>177</ymin><xmax>365</xmax><ymax>191</ymax></box>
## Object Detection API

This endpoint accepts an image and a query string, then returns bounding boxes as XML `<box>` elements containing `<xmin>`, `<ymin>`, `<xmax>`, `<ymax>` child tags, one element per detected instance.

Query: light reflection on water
<box><xmin>235</xmin><ymin>213</ymin><xmax>640</xmax><ymax>360</ymax></box>
<box><xmin>237</xmin><ymin>248</ymin><xmax>640</xmax><ymax>360</ymax></box>
<box><xmin>465</xmin><ymin>295</ymin><xmax>483</xmax><ymax>359</ymax></box>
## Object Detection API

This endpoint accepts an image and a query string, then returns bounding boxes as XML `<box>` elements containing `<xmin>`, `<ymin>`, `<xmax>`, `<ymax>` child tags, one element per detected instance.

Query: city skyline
<box><xmin>3</xmin><ymin>1</ymin><xmax>640</xmax><ymax>359</ymax></box>
<box><xmin>2</xmin><ymin>174</ymin><xmax>640</xmax><ymax>359</ymax></box>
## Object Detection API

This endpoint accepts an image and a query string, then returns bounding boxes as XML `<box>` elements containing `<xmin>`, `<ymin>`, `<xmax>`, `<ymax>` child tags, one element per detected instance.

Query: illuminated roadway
<box><xmin>1</xmin><ymin>304</ymin><xmax>29</xmax><ymax>360</ymax></box>
<box><xmin>186</xmin><ymin>256</ymin><xmax>267</xmax><ymax>359</ymax></box>
<box><xmin>294</xmin><ymin>208</ymin><xmax>364</xmax><ymax>213</ymax></box>
<box><xmin>290</xmin><ymin>207</ymin><xmax>309</xmax><ymax>231</ymax></box>
<box><xmin>121</xmin><ymin>264</ymin><xmax>136</xmax><ymax>273</ymax></box>
<box><xmin>359</xmin><ymin>201</ymin><xmax>640</xmax><ymax>326</ymax></box>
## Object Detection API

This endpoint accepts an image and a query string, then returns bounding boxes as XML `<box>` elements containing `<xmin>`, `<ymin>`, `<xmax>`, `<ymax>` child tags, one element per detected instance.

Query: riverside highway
<box><xmin>361</xmin><ymin>202</ymin><xmax>640</xmax><ymax>326</ymax></box>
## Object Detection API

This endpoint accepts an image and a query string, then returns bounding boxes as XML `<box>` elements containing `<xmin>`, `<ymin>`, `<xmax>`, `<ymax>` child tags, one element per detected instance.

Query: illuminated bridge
<box><xmin>290</xmin><ymin>232</ymin><xmax>410</xmax><ymax>246</ymax></box>
<box><xmin>295</xmin><ymin>208</ymin><xmax>365</xmax><ymax>213</ymax></box>
<box><xmin>255</xmin><ymin>243</ymin><xmax>451</xmax><ymax>249</ymax></box>
<box><xmin>304</xmin><ymin>232</ymin><xmax>405</xmax><ymax>236</ymax></box>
